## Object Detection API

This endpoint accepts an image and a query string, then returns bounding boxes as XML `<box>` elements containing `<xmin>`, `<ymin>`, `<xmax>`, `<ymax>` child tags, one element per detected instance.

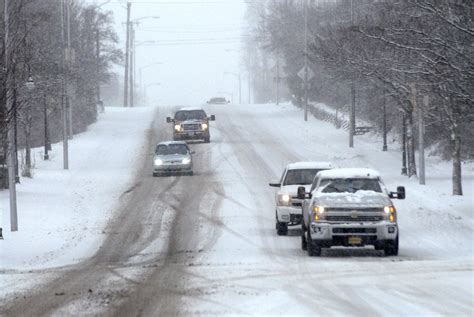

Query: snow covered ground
<box><xmin>0</xmin><ymin>107</ymin><xmax>155</xmax><ymax>289</ymax></box>
<box><xmin>1</xmin><ymin>102</ymin><xmax>472</xmax><ymax>315</ymax></box>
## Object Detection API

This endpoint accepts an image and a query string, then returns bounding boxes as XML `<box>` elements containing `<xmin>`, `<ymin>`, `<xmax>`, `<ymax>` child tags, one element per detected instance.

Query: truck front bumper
<box><xmin>309</xmin><ymin>222</ymin><xmax>398</xmax><ymax>246</ymax></box>
<box><xmin>174</xmin><ymin>131</ymin><xmax>209</xmax><ymax>140</ymax></box>
<box><xmin>276</xmin><ymin>206</ymin><xmax>302</xmax><ymax>225</ymax></box>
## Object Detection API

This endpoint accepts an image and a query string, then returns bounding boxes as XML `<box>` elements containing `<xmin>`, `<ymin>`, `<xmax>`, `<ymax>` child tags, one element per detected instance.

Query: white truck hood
<box><xmin>315</xmin><ymin>191</ymin><xmax>391</xmax><ymax>208</ymax></box>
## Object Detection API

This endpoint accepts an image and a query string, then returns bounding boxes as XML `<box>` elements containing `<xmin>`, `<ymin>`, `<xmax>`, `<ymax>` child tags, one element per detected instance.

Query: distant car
<box><xmin>167</xmin><ymin>108</ymin><xmax>215</xmax><ymax>143</ymax></box>
<box><xmin>207</xmin><ymin>97</ymin><xmax>229</xmax><ymax>104</ymax></box>
<box><xmin>269</xmin><ymin>162</ymin><xmax>332</xmax><ymax>235</ymax></box>
<box><xmin>153</xmin><ymin>141</ymin><xmax>194</xmax><ymax>176</ymax></box>
<box><xmin>298</xmin><ymin>168</ymin><xmax>405</xmax><ymax>256</ymax></box>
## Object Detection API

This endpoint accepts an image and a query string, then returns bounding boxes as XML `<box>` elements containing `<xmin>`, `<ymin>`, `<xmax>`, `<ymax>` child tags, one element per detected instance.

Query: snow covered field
<box><xmin>0</xmin><ymin>107</ymin><xmax>155</xmax><ymax>289</ymax></box>
<box><xmin>1</xmin><ymin>102</ymin><xmax>472</xmax><ymax>315</ymax></box>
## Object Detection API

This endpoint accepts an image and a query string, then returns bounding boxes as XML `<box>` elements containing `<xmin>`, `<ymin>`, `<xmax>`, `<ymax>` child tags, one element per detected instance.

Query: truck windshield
<box><xmin>175</xmin><ymin>110</ymin><xmax>207</xmax><ymax>121</ymax></box>
<box><xmin>283</xmin><ymin>169</ymin><xmax>322</xmax><ymax>185</ymax></box>
<box><xmin>320</xmin><ymin>178</ymin><xmax>382</xmax><ymax>193</ymax></box>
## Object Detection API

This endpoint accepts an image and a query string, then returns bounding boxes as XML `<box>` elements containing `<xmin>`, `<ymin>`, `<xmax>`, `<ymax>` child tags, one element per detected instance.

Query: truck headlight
<box><xmin>201</xmin><ymin>123</ymin><xmax>208</xmax><ymax>130</ymax></box>
<box><xmin>384</xmin><ymin>206</ymin><xmax>396</xmax><ymax>222</ymax></box>
<box><xmin>312</xmin><ymin>205</ymin><xmax>325</xmax><ymax>221</ymax></box>
<box><xmin>277</xmin><ymin>194</ymin><xmax>291</xmax><ymax>206</ymax></box>
<box><xmin>174</xmin><ymin>124</ymin><xmax>182</xmax><ymax>132</ymax></box>
<box><xmin>314</xmin><ymin>205</ymin><xmax>325</xmax><ymax>214</ymax></box>
<box><xmin>154</xmin><ymin>159</ymin><xmax>163</xmax><ymax>166</ymax></box>
<box><xmin>182</xmin><ymin>157</ymin><xmax>191</xmax><ymax>164</ymax></box>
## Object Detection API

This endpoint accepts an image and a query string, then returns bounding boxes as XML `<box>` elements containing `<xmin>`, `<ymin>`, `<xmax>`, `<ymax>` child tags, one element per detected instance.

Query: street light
<box><xmin>127</xmin><ymin>15</ymin><xmax>160</xmax><ymax>107</ymax></box>
<box><xmin>139</xmin><ymin>62</ymin><xmax>162</xmax><ymax>102</ymax></box>
<box><xmin>225</xmin><ymin>48</ymin><xmax>252</xmax><ymax>104</ymax></box>
<box><xmin>224</xmin><ymin>72</ymin><xmax>241</xmax><ymax>104</ymax></box>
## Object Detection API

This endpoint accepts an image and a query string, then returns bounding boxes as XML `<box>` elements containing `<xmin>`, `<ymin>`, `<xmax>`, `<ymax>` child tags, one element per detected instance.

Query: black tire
<box><xmin>276</xmin><ymin>221</ymin><xmax>288</xmax><ymax>236</ymax></box>
<box><xmin>384</xmin><ymin>236</ymin><xmax>399</xmax><ymax>256</ymax></box>
<box><xmin>301</xmin><ymin>224</ymin><xmax>307</xmax><ymax>251</ymax></box>
<box><xmin>306</xmin><ymin>230</ymin><xmax>321</xmax><ymax>257</ymax></box>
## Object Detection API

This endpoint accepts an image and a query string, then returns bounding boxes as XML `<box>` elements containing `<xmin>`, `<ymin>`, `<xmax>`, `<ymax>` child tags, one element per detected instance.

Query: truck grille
<box><xmin>183</xmin><ymin>124</ymin><xmax>201</xmax><ymax>131</ymax></box>
<box><xmin>333</xmin><ymin>228</ymin><xmax>377</xmax><ymax>234</ymax></box>
<box><xmin>326</xmin><ymin>215</ymin><xmax>383</xmax><ymax>222</ymax></box>
<box><xmin>291</xmin><ymin>197</ymin><xmax>302</xmax><ymax>207</ymax></box>
<box><xmin>326</xmin><ymin>207</ymin><xmax>383</xmax><ymax>212</ymax></box>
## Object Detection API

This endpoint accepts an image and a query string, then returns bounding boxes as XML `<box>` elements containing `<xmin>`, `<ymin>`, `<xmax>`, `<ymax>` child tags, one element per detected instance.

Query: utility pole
<box><xmin>61</xmin><ymin>0</ymin><xmax>69</xmax><ymax>170</ymax></box>
<box><xmin>248</xmin><ymin>74</ymin><xmax>251</xmax><ymax>104</ymax></box>
<box><xmin>238</xmin><ymin>72</ymin><xmax>242</xmax><ymax>105</ymax></box>
<box><xmin>66</xmin><ymin>0</ymin><xmax>73</xmax><ymax>140</ymax></box>
<box><xmin>276</xmin><ymin>54</ymin><xmax>280</xmax><ymax>105</ymax></box>
<box><xmin>349</xmin><ymin>83</ymin><xmax>355</xmax><ymax>148</ymax></box>
<box><xmin>96</xmin><ymin>17</ymin><xmax>101</xmax><ymax>109</ymax></box>
<box><xmin>349</xmin><ymin>0</ymin><xmax>355</xmax><ymax>148</ymax></box>
<box><xmin>382</xmin><ymin>93</ymin><xmax>387</xmax><ymax>151</ymax></box>
<box><xmin>4</xmin><ymin>0</ymin><xmax>18</xmax><ymax>231</ymax></box>
<box><xmin>419</xmin><ymin>95</ymin><xmax>427</xmax><ymax>185</ymax></box>
<box><xmin>44</xmin><ymin>94</ymin><xmax>50</xmax><ymax>160</ymax></box>
<box><xmin>123</xmin><ymin>2</ymin><xmax>131</xmax><ymax>107</ymax></box>
<box><xmin>401</xmin><ymin>113</ymin><xmax>407</xmax><ymax>175</ymax></box>
<box><xmin>130</xmin><ymin>24</ymin><xmax>136</xmax><ymax>107</ymax></box>
<box><xmin>303</xmin><ymin>0</ymin><xmax>308</xmax><ymax>121</ymax></box>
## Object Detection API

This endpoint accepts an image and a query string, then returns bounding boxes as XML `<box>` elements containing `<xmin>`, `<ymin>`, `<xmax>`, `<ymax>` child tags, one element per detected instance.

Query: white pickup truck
<box><xmin>269</xmin><ymin>162</ymin><xmax>332</xmax><ymax>235</ymax></box>
<box><xmin>298</xmin><ymin>168</ymin><xmax>405</xmax><ymax>256</ymax></box>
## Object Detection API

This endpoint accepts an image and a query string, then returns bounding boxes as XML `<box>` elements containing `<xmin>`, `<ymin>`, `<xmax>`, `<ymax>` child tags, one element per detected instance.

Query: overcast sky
<box><xmin>87</xmin><ymin>0</ymin><xmax>248</xmax><ymax>106</ymax></box>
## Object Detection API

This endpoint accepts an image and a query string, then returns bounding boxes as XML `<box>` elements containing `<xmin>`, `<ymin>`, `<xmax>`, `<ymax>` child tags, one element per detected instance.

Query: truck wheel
<box><xmin>307</xmin><ymin>230</ymin><xmax>321</xmax><ymax>257</ymax></box>
<box><xmin>384</xmin><ymin>236</ymin><xmax>399</xmax><ymax>256</ymax></box>
<box><xmin>301</xmin><ymin>224</ymin><xmax>307</xmax><ymax>250</ymax></box>
<box><xmin>276</xmin><ymin>221</ymin><xmax>288</xmax><ymax>236</ymax></box>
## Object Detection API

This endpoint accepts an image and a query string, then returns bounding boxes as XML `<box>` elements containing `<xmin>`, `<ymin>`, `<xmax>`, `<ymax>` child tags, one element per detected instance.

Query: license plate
<box><xmin>348</xmin><ymin>236</ymin><xmax>362</xmax><ymax>245</ymax></box>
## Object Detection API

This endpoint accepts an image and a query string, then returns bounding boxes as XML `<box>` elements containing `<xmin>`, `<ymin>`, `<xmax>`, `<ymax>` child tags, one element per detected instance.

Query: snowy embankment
<box><xmin>0</xmin><ymin>106</ymin><xmax>155</xmax><ymax>271</ymax></box>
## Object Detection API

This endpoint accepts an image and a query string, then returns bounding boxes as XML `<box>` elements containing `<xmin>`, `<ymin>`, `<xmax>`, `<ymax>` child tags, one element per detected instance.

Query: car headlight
<box><xmin>154</xmin><ymin>158</ymin><xmax>163</xmax><ymax>166</ymax></box>
<box><xmin>174</xmin><ymin>124</ymin><xmax>181</xmax><ymax>132</ymax></box>
<box><xmin>182</xmin><ymin>157</ymin><xmax>191</xmax><ymax>164</ymax></box>
<box><xmin>201</xmin><ymin>123</ymin><xmax>208</xmax><ymax>130</ymax></box>
<box><xmin>277</xmin><ymin>194</ymin><xmax>291</xmax><ymax>206</ymax></box>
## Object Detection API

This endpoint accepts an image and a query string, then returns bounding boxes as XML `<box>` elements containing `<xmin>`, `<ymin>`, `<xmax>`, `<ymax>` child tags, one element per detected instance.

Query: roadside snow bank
<box><xmin>0</xmin><ymin>106</ymin><xmax>155</xmax><ymax>270</ymax></box>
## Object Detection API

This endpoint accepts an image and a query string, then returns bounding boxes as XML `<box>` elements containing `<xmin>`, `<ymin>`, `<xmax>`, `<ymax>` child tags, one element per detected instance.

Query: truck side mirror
<box><xmin>397</xmin><ymin>186</ymin><xmax>406</xmax><ymax>199</ymax></box>
<box><xmin>389</xmin><ymin>186</ymin><xmax>405</xmax><ymax>199</ymax></box>
<box><xmin>269</xmin><ymin>182</ymin><xmax>280</xmax><ymax>187</ymax></box>
<box><xmin>166</xmin><ymin>117</ymin><xmax>173</xmax><ymax>123</ymax></box>
<box><xmin>297</xmin><ymin>186</ymin><xmax>306</xmax><ymax>200</ymax></box>
<box><xmin>210</xmin><ymin>115</ymin><xmax>215</xmax><ymax>121</ymax></box>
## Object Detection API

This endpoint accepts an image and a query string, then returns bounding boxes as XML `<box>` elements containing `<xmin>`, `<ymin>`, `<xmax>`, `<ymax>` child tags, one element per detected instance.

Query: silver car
<box><xmin>153</xmin><ymin>141</ymin><xmax>194</xmax><ymax>176</ymax></box>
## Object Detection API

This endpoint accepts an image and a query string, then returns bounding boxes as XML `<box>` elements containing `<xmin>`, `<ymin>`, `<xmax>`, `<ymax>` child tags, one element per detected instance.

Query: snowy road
<box><xmin>2</xmin><ymin>104</ymin><xmax>473</xmax><ymax>316</ymax></box>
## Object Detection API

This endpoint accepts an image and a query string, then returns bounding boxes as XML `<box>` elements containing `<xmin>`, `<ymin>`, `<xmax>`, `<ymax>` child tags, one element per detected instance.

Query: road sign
<box><xmin>297</xmin><ymin>66</ymin><xmax>315</xmax><ymax>81</ymax></box>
